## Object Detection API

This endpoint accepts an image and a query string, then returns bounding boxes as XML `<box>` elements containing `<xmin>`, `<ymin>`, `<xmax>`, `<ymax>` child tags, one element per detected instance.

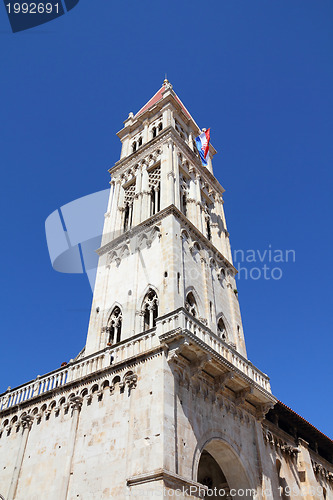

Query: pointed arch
<box><xmin>217</xmin><ymin>316</ymin><xmax>227</xmax><ymax>340</ymax></box>
<box><xmin>140</xmin><ymin>286</ymin><xmax>159</xmax><ymax>331</ymax></box>
<box><xmin>107</xmin><ymin>305</ymin><xmax>123</xmax><ymax>344</ymax></box>
<box><xmin>184</xmin><ymin>286</ymin><xmax>203</xmax><ymax>319</ymax></box>
<box><xmin>185</xmin><ymin>291</ymin><xmax>198</xmax><ymax>317</ymax></box>
<box><xmin>193</xmin><ymin>435</ymin><xmax>256</xmax><ymax>496</ymax></box>
<box><xmin>216</xmin><ymin>312</ymin><xmax>232</xmax><ymax>342</ymax></box>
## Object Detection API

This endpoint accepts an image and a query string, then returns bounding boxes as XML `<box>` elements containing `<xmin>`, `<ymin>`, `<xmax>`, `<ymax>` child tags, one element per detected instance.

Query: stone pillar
<box><xmin>174</xmin><ymin>147</ymin><xmax>180</xmax><ymax>210</ymax></box>
<box><xmin>154</xmin><ymin>187</ymin><xmax>159</xmax><ymax>213</ymax></box>
<box><xmin>253</xmin><ymin>419</ymin><xmax>273</xmax><ymax>500</ymax></box>
<box><xmin>139</xmin><ymin>311</ymin><xmax>145</xmax><ymax>333</ymax></box>
<box><xmin>160</xmin><ymin>141</ymin><xmax>169</xmax><ymax>209</ymax></box>
<box><xmin>149</xmin><ymin>305</ymin><xmax>155</xmax><ymax>329</ymax></box>
<box><xmin>133</xmin><ymin>165</ymin><xmax>142</xmax><ymax>226</ymax></box>
<box><xmin>110</xmin><ymin>180</ymin><xmax>121</xmax><ymax>237</ymax></box>
<box><xmin>167</xmin><ymin>139</ymin><xmax>175</xmax><ymax>206</ymax></box>
<box><xmin>195</xmin><ymin>174</ymin><xmax>203</xmax><ymax>233</ymax></box>
<box><xmin>59</xmin><ymin>396</ymin><xmax>83</xmax><ymax>500</ymax></box>
<box><xmin>101</xmin><ymin>181</ymin><xmax>115</xmax><ymax>246</ymax></box>
<box><xmin>141</xmin><ymin>162</ymin><xmax>151</xmax><ymax>221</ymax></box>
<box><xmin>210</xmin><ymin>194</ymin><xmax>224</xmax><ymax>254</ymax></box>
<box><xmin>114</xmin><ymin>181</ymin><xmax>125</xmax><ymax>237</ymax></box>
<box><xmin>7</xmin><ymin>414</ymin><xmax>34</xmax><ymax>500</ymax></box>
<box><xmin>199</xmin><ymin>255</ymin><xmax>210</xmax><ymax>325</ymax></box>
<box><xmin>218</xmin><ymin>197</ymin><xmax>232</xmax><ymax>262</ymax></box>
<box><xmin>162</xmin><ymin>106</ymin><xmax>171</xmax><ymax>129</ymax></box>
<box><xmin>186</xmin><ymin>174</ymin><xmax>197</xmax><ymax>225</ymax></box>
<box><xmin>143</xmin><ymin>119</ymin><xmax>149</xmax><ymax>143</ymax></box>
<box><xmin>297</xmin><ymin>438</ymin><xmax>322</xmax><ymax>500</ymax></box>
<box><xmin>108</xmin><ymin>181</ymin><xmax>115</xmax><ymax>212</ymax></box>
<box><xmin>188</xmin><ymin>131</ymin><xmax>193</xmax><ymax>151</ymax></box>
<box><xmin>120</xmin><ymin>134</ymin><xmax>130</xmax><ymax>159</ymax></box>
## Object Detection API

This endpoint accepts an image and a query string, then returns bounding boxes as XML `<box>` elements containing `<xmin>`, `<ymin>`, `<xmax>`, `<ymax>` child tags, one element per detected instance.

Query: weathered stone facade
<box><xmin>1</xmin><ymin>81</ymin><xmax>332</xmax><ymax>499</ymax></box>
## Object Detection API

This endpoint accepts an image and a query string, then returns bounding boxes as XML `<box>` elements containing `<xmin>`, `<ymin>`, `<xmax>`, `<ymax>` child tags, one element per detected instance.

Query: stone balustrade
<box><xmin>156</xmin><ymin>308</ymin><xmax>271</xmax><ymax>393</ymax></box>
<box><xmin>0</xmin><ymin>331</ymin><xmax>157</xmax><ymax>412</ymax></box>
<box><xmin>0</xmin><ymin>309</ymin><xmax>270</xmax><ymax>412</ymax></box>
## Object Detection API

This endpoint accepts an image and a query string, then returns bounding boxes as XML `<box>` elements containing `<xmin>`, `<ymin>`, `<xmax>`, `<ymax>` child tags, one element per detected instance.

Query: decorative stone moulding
<box><xmin>0</xmin><ymin>367</ymin><xmax>138</xmax><ymax>432</ymax></box>
<box><xmin>263</xmin><ymin>428</ymin><xmax>299</xmax><ymax>457</ymax></box>
<box><xmin>312</xmin><ymin>461</ymin><xmax>333</xmax><ymax>482</ymax></box>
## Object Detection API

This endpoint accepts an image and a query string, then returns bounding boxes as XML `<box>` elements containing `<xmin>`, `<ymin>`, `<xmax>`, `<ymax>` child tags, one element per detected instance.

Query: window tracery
<box><xmin>141</xmin><ymin>289</ymin><xmax>158</xmax><ymax>331</ymax></box>
<box><xmin>185</xmin><ymin>292</ymin><xmax>197</xmax><ymax>317</ymax></box>
<box><xmin>107</xmin><ymin>307</ymin><xmax>122</xmax><ymax>344</ymax></box>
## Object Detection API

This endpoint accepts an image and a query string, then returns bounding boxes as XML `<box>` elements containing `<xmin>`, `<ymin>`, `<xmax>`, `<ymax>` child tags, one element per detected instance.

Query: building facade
<box><xmin>0</xmin><ymin>81</ymin><xmax>332</xmax><ymax>500</ymax></box>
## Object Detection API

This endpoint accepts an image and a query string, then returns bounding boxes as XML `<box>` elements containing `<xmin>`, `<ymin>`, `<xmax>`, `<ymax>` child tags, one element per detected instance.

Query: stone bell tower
<box><xmin>80</xmin><ymin>79</ymin><xmax>276</xmax><ymax>497</ymax></box>
<box><xmin>2</xmin><ymin>81</ymin><xmax>332</xmax><ymax>500</ymax></box>
<box><xmin>85</xmin><ymin>78</ymin><xmax>248</xmax><ymax>359</ymax></box>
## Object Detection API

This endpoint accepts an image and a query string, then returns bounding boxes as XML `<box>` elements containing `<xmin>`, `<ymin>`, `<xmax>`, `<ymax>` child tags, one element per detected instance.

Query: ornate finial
<box><xmin>163</xmin><ymin>76</ymin><xmax>173</xmax><ymax>90</ymax></box>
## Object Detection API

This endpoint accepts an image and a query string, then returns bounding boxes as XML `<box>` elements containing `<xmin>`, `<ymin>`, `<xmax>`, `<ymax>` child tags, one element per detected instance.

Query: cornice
<box><xmin>160</xmin><ymin>328</ymin><xmax>276</xmax><ymax>405</ymax></box>
<box><xmin>96</xmin><ymin>204</ymin><xmax>236</xmax><ymax>273</ymax></box>
<box><xmin>0</xmin><ymin>344</ymin><xmax>163</xmax><ymax>419</ymax></box>
<box><xmin>127</xmin><ymin>468</ymin><xmax>208</xmax><ymax>491</ymax></box>
<box><xmin>109</xmin><ymin>126</ymin><xmax>225</xmax><ymax>196</ymax></box>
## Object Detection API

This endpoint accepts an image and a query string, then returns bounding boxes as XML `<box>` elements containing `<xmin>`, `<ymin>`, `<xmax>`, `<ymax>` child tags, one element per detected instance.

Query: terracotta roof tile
<box><xmin>135</xmin><ymin>84</ymin><xmax>191</xmax><ymax>119</ymax></box>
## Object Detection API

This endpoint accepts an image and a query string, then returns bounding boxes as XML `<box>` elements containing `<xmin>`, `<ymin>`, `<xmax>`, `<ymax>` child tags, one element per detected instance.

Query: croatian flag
<box><xmin>195</xmin><ymin>129</ymin><xmax>210</xmax><ymax>166</ymax></box>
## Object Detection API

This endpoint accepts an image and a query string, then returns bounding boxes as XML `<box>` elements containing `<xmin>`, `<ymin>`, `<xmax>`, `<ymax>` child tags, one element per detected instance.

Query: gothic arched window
<box><xmin>158</xmin><ymin>123</ymin><xmax>163</xmax><ymax>132</ymax></box>
<box><xmin>185</xmin><ymin>292</ymin><xmax>197</xmax><ymax>317</ymax></box>
<box><xmin>217</xmin><ymin>317</ymin><xmax>227</xmax><ymax>340</ymax></box>
<box><xmin>132</xmin><ymin>142</ymin><xmax>137</xmax><ymax>153</ymax></box>
<box><xmin>108</xmin><ymin>306</ymin><xmax>122</xmax><ymax>344</ymax></box>
<box><xmin>152</xmin><ymin>127</ymin><xmax>157</xmax><ymax>138</ymax></box>
<box><xmin>123</xmin><ymin>203</ymin><xmax>130</xmax><ymax>232</ymax></box>
<box><xmin>141</xmin><ymin>289</ymin><xmax>158</xmax><ymax>331</ymax></box>
<box><xmin>138</xmin><ymin>137</ymin><xmax>143</xmax><ymax>147</ymax></box>
<box><xmin>206</xmin><ymin>218</ymin><xmax>211</xmax><ymax>241</ymax></box>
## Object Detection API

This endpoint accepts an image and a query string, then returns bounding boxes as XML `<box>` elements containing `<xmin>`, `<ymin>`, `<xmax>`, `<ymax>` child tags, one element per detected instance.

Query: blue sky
<box><xmin>0</xmin><ymin>1</ymin><xmax>332</xmax><ymax>437</ymax></box>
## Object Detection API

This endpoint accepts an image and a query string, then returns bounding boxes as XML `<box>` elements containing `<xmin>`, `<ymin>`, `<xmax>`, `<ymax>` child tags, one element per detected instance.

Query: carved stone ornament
<box><xmin>20</xmin><ymin>414</ymin><xmax>34</xmax><ymax>430</ymax></box>
<box><xmin>69</xmin><ymin>395</ymin><xmax>83</xmax><ymax>411</ymax></box>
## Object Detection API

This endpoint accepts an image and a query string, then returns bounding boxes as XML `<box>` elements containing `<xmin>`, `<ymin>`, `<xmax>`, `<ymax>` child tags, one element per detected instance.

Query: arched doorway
<box><xmin>197</xmin><ymin>450</ymin><xmax>230</xmax><ymax>498</ymax></box>
<box><xmin>196</xmin><ymin>439</ymin><xmax>255</xmax><ymax>499</ymax></box>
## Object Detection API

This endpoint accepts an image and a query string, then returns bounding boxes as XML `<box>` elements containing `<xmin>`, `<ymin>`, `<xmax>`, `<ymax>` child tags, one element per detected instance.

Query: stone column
<box><xmin>167</xmin><ymin>139</ymin><xmax>175</xmax><ymax>206</ymax></box>
<box><xmin>132</xmin><ymin>165</ymin><xmax>142</xmax><ymax>226</ymax></box>
<box><xmin>141</xmin><ymin>162</ymin><xmax>151</xmax><ymax>221</ymax></box>
<box><xmin>210</xmin><ymin>194</ymin><xmax>224</xmax><ymax>253</ymax></box>
<box><xmin>7</xmin><ymin>414</ymin><xmax>34</xmax><ymax>500</ymax></box>
<box><xmin>154</xmin><ymin>187</ymin><xmax>159</xmax><ymax>213</ymax></box>
<box><xmin>195</xmin><ymin>174</ymin><xmax>203</xmax><ymax>233</ymax></box>
<box><xmin>160</xmin><ymin>141</ymin><xmax>169</xmax><ymax>209</ymax></box>
<box><xmin>107</xmin><ymin>181</ymin><xmax>115</xmax><ymax>213</ymax></box>
<box><xmin>186</xmin><ymin>173</ymin><xmax>197</xmax><ymax>225</ymax></box>
<box><xmin>59</xmin><ymin>396</ymin><xmax>83</xmax><ymax>500</ymax></box>
<box><xmin>149</xmin><ymin>305</ymin><xmax>155</xmax><ymax>329</ymax></box>
<box><xmin>188</xmin><ymin>131</ymin><xmax>193</xmax><ymax>151</ymax></box>
<box><xmin>200</xmin><ymin>256</ymin><xmax>210</xmax><ymax>325</ymax></box>
<box><xmin>114</xmin><ymin>181</ymin><xmax>126</xmax><ymax>237</ymax></box>
<box><xmin>173</xmin><ymin>147</ymin><xmax>180</xmax><ymax>210</ymax></box>
<box><xmin>101</xmin><ymin>181</ymin><xmax>115</xmax><ymax>246</ymax></box>
<box><xmin>143</xmin><ymin>119</ymin><xmax>149</xmax><ymax>143</ymax></box>
<box><xmin>110</xmin><ymin>180</ymin><xmax>121</xmax><ymax>238</ymax></box>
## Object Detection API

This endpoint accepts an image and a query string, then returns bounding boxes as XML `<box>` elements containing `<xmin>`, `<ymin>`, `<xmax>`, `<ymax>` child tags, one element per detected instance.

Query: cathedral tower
<box><xmin>85</xmin><ymin>78</ymin><xmax>248</xmax><ymax>359</ymax></box>
<box><xmin>1</xmin><ymin>81</ymin><xmax>332</xmax><ymax>500</ymax></box>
